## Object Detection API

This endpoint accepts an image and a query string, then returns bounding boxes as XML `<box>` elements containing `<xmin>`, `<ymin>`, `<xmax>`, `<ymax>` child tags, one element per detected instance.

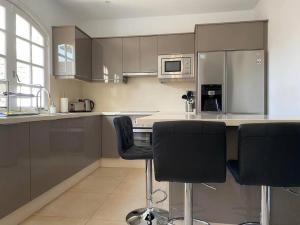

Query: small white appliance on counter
<box><xmin>60</xmin><ymin>98</ymin><xmax>69</xmax><ymax>113</ymax></box>
<box><xmin>69</xmin><ymin>99</ymin><xmax>95</xmax><ymax>112</ymax></box>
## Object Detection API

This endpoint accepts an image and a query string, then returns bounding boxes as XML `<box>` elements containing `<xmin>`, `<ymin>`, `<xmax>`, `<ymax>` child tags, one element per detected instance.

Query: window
<box><xmin>16</xmin><ymin>14</ymin><xmax>46</xmax><ymax>107</ymax></box>
<box><xmin>0</xmin><ymin>1</ymin><xmax>47</xmax><ymax>109</ymax></box>
<box><xmin>0</xmin><ymin>4</ymin><xmax>6</xmax><ymax>107</ymax></box>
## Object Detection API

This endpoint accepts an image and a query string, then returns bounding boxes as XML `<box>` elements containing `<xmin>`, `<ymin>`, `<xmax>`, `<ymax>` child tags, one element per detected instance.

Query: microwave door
<box><xmin>162</xmin><ymin>59</ymin><xmax>182</xmax><ymax>75</ymax></box>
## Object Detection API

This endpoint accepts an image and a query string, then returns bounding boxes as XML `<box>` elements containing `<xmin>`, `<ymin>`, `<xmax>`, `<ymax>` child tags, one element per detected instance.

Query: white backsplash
<box><xmin>82</xmin><ymin>77</ymin><xmax>195</xmax><ymax>112</ymax></box>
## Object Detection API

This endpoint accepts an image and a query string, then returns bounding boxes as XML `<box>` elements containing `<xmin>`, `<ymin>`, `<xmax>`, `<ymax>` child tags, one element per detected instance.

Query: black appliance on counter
<box><xmin>201</xmin><ymin>84</ymin><xmax>222</xmax><ymax>112</ymax></box>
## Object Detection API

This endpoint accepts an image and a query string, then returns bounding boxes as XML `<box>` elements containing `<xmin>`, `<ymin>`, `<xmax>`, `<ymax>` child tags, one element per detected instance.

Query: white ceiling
<box><xmin>55</xmin><ymin>0</ymin><xmax>260</xmax><ymax>20</ymax></box>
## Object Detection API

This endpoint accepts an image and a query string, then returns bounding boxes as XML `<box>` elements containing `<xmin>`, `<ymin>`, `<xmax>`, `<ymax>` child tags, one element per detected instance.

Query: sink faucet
<box><xmin>36</xmin><ymin>87</ymin><xmax>52</xmax><ymax>113</ymax></box>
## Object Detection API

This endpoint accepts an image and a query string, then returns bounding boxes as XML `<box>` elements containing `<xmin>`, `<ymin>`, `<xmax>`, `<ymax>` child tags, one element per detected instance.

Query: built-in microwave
<box><xmin>158</xmin><ymin>54</ymin><xmax>194</xmax><ymax>80</ymax></box>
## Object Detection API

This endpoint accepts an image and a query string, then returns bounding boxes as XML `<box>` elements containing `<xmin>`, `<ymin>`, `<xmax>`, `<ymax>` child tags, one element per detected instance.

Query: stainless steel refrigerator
<box><xmin>197</xmin><ymin>50</ymin><xmax>266</xmax><ymax>114</ymax></box>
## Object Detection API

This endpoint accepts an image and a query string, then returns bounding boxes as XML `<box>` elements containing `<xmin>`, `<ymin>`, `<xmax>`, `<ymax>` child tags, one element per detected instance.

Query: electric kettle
<box><xmin>82</xmin><ymin>99</ymin><xmax>95</xmax><ymax>112</ymax></box>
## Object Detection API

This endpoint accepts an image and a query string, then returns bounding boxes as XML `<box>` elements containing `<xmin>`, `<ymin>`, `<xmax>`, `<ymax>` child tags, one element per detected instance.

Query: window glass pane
<box><xmin>32</xmin><ymin>66</ymin><xmax>44</xmax><ymax>86</ymax></box>
<box><xmin>16</xmin><ymin>14</ymin><xmax>30</xmax><ymax>40</ymax></box>
<box><xmin>0</xmin><ymin>31</ymin><xmax>5</xmax><ymax>55</ymax></box>
<box><xmin>0</xmin><ymin>57</ymin><xmax>5</xmax><ymax>80</ymax></box>
<box><xmin>17</xmin><ymin>62</ymin><xmax>31</xmax><ymax>84</ymax></box>
<box><xmin>16</xmin><ymin>38</ymin><xmax>30</xmax><ymax>62</ymax></box>
<box><xmin>0</xmin><ymin>82</ymin><xmax>6</xmax><ymax>107</ymax></box>
<box><xmin>31</xmin><ymin>26</ymin><xmax>44</xmax><ymax>46</ymax></box>
<box><xmin>17</xmin><ymin>86</ymin><xmax>31</xmax><ymax>107</ymax></box>
<box><xmin>0</xmin><ymin>5</ymin><xmax>5</xmax><ymax>30</ymax></box>
<box><xmin>32</xmin><ymin>45</ymin><xmax>44</xmax><ymax>66</ymax></box>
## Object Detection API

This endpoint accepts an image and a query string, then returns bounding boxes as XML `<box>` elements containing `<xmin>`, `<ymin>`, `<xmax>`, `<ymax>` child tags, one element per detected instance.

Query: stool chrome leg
<box><xmin>260</xmin><ymin>186</ymin><xmax>271</xmax><ymax>225</ymax></box>
<box><xmin>184</xmin><ymin>183</ymin><xmax>209</xmax><ymax>225</ymax></box>
<box><xmin>185</xmin><ymin>183</ymin><xmax>193</xmax><ymax>225</ymax></box>
<box><xmin>146</xmin><ymin>159</ymin><xmax>153</xmax><ymax>209</ymax></box>
<box><xmin>240</xmin><ymin>186</ymin><xmax>271</xmax><ymax>225</ymax></box>
<box><xmin>126</xmin><ymin>159</ymin><xmax>169</xmax><ymax>225</ymax></box>
<box><xmin>169</xmin><ymin>183</ymin><xmax>209</xmax><ymax>225</ymax></box>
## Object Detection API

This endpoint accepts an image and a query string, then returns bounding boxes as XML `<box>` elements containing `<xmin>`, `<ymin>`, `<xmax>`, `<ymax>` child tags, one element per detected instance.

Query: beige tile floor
<box><xmin>20</xmin><ymin>167</ymin><xmax>230</xmax><ymax>225</ymax></box>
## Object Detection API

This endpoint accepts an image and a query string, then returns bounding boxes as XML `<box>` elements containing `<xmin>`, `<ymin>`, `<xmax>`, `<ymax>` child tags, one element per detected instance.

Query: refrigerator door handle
<box><xmin>223</xmin><ymin>52</ymin><xmax>227</xmax><ymax>114</ymax></box>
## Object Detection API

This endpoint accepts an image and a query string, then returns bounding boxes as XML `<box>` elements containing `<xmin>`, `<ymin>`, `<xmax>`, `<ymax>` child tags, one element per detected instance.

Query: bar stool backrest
<box><xmin>113</xmin><ymin>116</ymin><xmax>134</xmax><ymax>156</ymax></box>
<box><xmin>238</xmin><ymin>123</ymin><xmax>300</xmax><ymax>187</ymax></box>
<box><xmin>153</xmin><ymin>121</ymin><xmax>226</xmax><ymax>183</ymax></box>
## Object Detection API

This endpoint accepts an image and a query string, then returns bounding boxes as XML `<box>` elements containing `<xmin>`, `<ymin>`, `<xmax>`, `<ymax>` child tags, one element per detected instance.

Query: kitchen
<box><xmin>0</xmin><ymin>0</ymin><xmax>300</xmax><ymax>225</ymax></box>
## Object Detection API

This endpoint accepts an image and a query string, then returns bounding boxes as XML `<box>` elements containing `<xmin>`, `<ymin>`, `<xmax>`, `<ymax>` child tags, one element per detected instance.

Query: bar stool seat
<box><xmin>113</xmin><ymin>116</ymin><xmax>169</xmax><ymax>225</ymax></box>
<box><xmin>121</xmin><ymin>145</ymin><xmax>153</xmax><ymax>160</ymax></box>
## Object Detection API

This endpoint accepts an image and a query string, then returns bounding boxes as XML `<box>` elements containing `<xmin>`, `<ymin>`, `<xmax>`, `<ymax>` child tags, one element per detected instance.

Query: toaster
<box><xmin>69</xmin><ymin>99</ymin><xmax>95</xmax><ymax>112</ymax></box>
<box><xmin>69</xmin><ymin>102</ymin><xmax>85</xmax><ymax>112</ymax></box>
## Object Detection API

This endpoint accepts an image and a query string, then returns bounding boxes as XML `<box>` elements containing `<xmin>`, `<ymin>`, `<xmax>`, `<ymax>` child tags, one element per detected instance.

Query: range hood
<box><xmin>123</xmin><ymin>72</ymin><xmax>157</xmax><ymax>77</ymax></box>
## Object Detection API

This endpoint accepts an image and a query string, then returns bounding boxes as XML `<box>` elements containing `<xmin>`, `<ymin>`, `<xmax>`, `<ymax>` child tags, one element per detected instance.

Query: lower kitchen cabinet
<box><xmin>64</xmin><ymin>116</ymin><xmax>101</xmax><ymax>176</ymax></box>
<box><xmin>30</xmin><ymin>116</ymin><xmax>101</xmax><ymax>198</ymax></box>
<box><xmin>0</xmin><ymin>123</ymin><xmax>30</xmax><ymax>218</ymax></box>
<box><xmin>30</xmin><ymin>119</ymin><xmax>69</xmax><ymax>198</ymax></box>
<box><xmin>101</xmin><ymin>115</ymin><xmax>119</xmax><ymax>158</ymax></box>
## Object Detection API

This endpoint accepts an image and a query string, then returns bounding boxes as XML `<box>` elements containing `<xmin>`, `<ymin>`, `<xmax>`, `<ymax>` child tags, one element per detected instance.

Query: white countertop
<box><xmin>0</xmin><ymin>111</ymin><xmax>158</xmax><ymax>125</ymax></box>
<box><xmin>0</xmin><ymin>112</ymin><xmax>103</xmax><ymax>125</ymax></box>
<box><xmin>135</xmin><ymin>112</ymin><xmax>300</xmax><ymax>127</ymax></box>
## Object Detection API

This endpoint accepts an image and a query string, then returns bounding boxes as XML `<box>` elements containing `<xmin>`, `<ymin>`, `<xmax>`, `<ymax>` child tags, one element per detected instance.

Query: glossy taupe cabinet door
<box><xmin>122</xmin><ymin>36</ymin><xmax>158</xmax><ymax>74</ymax></box>
<box><xmin>92</xmin><ymin>38</ymin><xmax>123</xmax><ymax>81</ymax></box>
<box><xmin>30</xmin><ymin>120</ymin><xmax>67</xmax><ymax>198</ymax></box>
<box><xmin>123</xmin><ymin>37</ymin><xmax>140</xmax><ymax>73</ymax></box>
<box><xmin>75</xmin><ymin>28</ymin><xmax>92</xmax><ymax>80</ymax></box>
<box><xmin>157</xmin><ymin>33</ymin><xmax>195</xmax><ymax>55</ymax></box>
<box><xmin>64</xmin><ymin>116</ymin><xmax>101</xmax><ymax>176</ymax></box>
<box><xmin>140</xmin><ymin>36</ymin><xmax>158</xmax><ymax>73</ymax></box>
<box><xmin>30</xmin><ymin>116</ymin><xmax>101</xmax><ymax>198</ymax></box>
<box><xmin>195</xmin><ymin>22</ymin><xmax>265</xmax><ymax>51</ymax></box>
<box><xmin>83</xmin><ymin>116</ymin><xmax>102</xmax><ymax>162</ymax></box>
<box><xmin>52</xmin><ymin>26</ymin><xmax>92</xmax><ymax>81</ymax></box>
<box><xmin>101</xmin><ymin>116</ymin><xmax>119</xmax><ymax>158</ymax></box>
<box><xmin>0</xmin><ymin>123</ymin><xmax>30</xmax><ymax>218</ymax></box>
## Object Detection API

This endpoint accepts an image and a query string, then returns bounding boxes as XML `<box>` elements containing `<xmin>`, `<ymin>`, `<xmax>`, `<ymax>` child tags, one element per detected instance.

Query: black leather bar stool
<box><xmin>152</xmin><ymin>121</ymin><xmax>227</xmax><ymax>225</ymax></box>
<box><xmin>227</xmin><ymin>123</ymin><xmax>300</xmax><ymax>225</ymax></box>
<box><xmin>113</xmin><ymin>116</ymin><xmax>169</xmax><ymax>225</ymax></box>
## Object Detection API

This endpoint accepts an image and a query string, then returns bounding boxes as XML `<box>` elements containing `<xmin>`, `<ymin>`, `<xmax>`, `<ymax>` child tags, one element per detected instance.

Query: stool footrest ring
<box><xmin>168</xmin><ymin>217</ymin><xmax>210</xmax><ymax>225</ymax></box>
<box><xmin>240</xmin><ymin>223</ymin><xmax>260</xmax><ymax>225</ymax></box>
<box><xmin>152</xmin><ymin>188</ymin><xmax>168</xmax><ymax>204</ymax></box>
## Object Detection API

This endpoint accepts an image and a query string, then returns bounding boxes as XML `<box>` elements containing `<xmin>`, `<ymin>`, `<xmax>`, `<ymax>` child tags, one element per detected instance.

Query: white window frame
<box><xmin>0</xmin><ymin>0</ymin><xmax>49</xmax><ymax>108</ymax></box>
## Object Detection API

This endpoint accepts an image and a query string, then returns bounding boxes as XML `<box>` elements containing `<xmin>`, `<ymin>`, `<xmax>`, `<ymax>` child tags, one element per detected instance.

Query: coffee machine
<box><xmin>201</xmin><ymin>85</ymin><xmax>222</xmax><ymax>112</ymax></box>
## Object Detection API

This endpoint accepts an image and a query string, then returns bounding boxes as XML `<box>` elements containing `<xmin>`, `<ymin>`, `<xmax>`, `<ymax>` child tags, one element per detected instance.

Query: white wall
<box><xmin>255</xmin><ymin>0</ymin><xmax>300</xmax><ymax>116</ymax></box>
<box><xmin>13</xmin><ymin>0</ymin><xmax>84</xmax><ymax>109</ymax></box>
<box><xmin>79</xmin><ymin>10</ymin><xmax>256</xmax><ymax>37</ymax></box>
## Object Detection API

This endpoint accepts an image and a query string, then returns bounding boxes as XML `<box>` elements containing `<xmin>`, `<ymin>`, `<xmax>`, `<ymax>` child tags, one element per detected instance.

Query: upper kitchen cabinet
<box><xmin>195</xmin><ymin>21</ymin><xmax>267</xmax><ymax>52</ymax></box>
<box><xmin>123</xmin><ymin>37</ymin><xmax>140</xmax><ymax>74</ymax></box>
<box><xmin>122</xmin><ymin>36</ymin><xmax>158</xmax><ymax>76</ymax></box>
<box><xmin>92</xmin><ymin>38</ymin><xmax>124</xmax><ymax>83</ymax></box>
<box><xmin>157</xmin><ymin>33</ymin><xmax>195</xmax><ymax>55</ymax></box>
<box><xmin>140</xmin><ymin>36</ymin><xmax>158</xmax><ymax>73</ymax></box>
<box><xmin>52</xmin><ymin>26</ymin><xmax>92</xmax><ymax>81</ymax></box>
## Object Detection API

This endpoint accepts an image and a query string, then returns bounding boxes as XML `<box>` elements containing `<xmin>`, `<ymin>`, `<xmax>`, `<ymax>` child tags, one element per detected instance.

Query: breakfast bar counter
<box><xmin>136</xmin><ymin>112</ymin><xmax>300</xmax><ymax>225</ymax></box>
<box><xmin>136</xmin><ymin>112</ymin><xmax>300</xmax><ymax>127</ymax></box>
